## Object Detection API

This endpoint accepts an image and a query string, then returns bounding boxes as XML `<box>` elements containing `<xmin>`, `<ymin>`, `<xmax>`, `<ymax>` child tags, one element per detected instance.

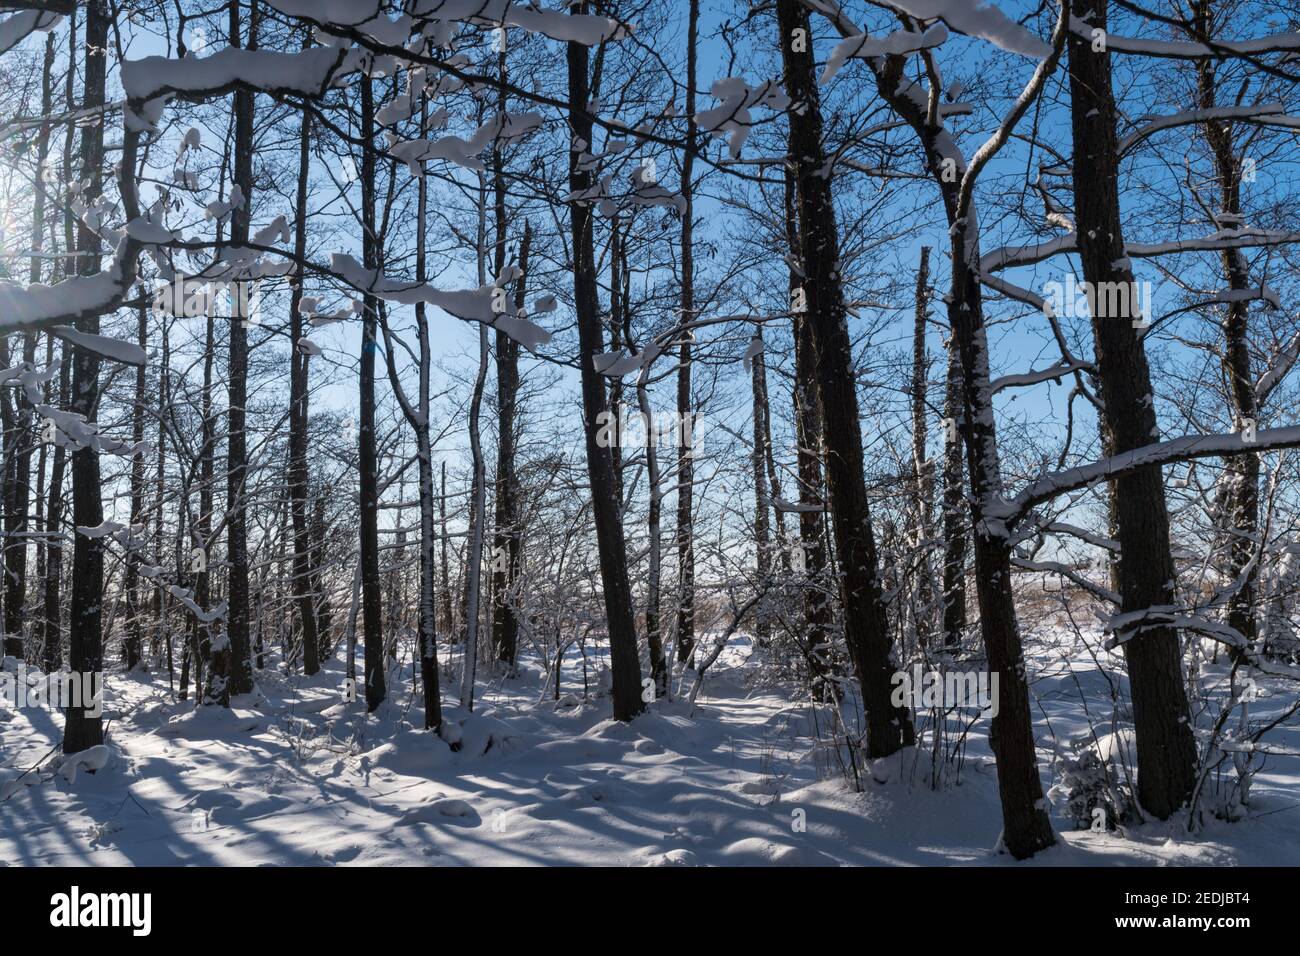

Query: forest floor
<box><xmin>3</xmin><ymin>626</ymin><xmax>1299</xmax><ymax>866</ymax></box>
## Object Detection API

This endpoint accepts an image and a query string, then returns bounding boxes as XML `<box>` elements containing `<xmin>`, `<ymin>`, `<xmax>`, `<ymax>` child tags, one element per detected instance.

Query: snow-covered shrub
<box><xmin>1048</xmin><ymin>739</ymin><xmax>1134</xmax><ymax>831</ymax></box>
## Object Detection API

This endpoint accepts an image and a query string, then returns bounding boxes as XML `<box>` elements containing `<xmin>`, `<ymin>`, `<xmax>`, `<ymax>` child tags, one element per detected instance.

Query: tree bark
<box><xmin>940</xmin><ymin>334</ymin><xmax>968</xmax><ymax>650</ymax></box>
<box><xmin>1194</xmin><ymin>0</ymin><xmax>1258</xmax><ymax>658</ymax></box>
<box><xmin>1</xmin><ymin>33</ymin><xmax>55</xmax><ymax>659</ymax></box>
<box><xmin>213</xmin><ymin>0</ymin><xmax>257</xmax><ymax>702</ymax></box>
<box><xmin>1068</xmin><ymin>0</ymin><xmax>1197</xmax><ymax>819</ymax></box>
<box><xmin>359</xmin><ymin>72</ymin><xmax>386</xmax><ymax>711</ymax></box>
<box><xmin>750</xmin><ymin>329</ymin><xmax>773</xmax><ymax>645</ymax></box>
<box><xmin>490</xmin><ymin>76</ymin><xmax>523</xmax><ymax>673</ymax></box>
<box><xmin>123</xmin><ymin>303</ymin><xmax>147</xmax><ymax>670</ymax></box>
<box><xmin>64</xmin><ymin>0</ymin><xmax>109</xmax><ymax>754</ymax></box>
<box><xmin>777</xmin><ymin>0</ymin><xmax>913</xmax><ymax>758</ymax></box>
<box><xmin>783</xmin><ymin>171</ymin><xmax>833</xmax><ymax>697</ymax></box>
<box><xmin>567</xmin><ymin>6</ymin><xmax>643</xmax><ymax>721</ymax></box>
<box><xmin>865</xmin><ymin>34</ymin><xmax>1056</xmax><ymax>858</ymax></box>
<box><xmin>288</xmin><ymin>83</ymin><xmax>319</xmax><ymax>676</ymax></box>
<box><xmin>675</xmin><ymin>0</ymin><xmax>699</xmax><ymax>666</ymax></box>
<box><xmin>911</xmin><ymin>247</ymin><xmax>936</xmax><ymax>648</ymax></box>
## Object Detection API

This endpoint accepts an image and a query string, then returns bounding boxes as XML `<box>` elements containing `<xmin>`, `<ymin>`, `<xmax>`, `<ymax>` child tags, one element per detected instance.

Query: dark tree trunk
<box><xmin>311</xmin><ymin>493</ymin><xmax>332</xmax><ymax>662</ymax></box>
<box><xmin>911</xmin><ymin>247</ymin><xmax>936</xmax><ymax>648</ymax></box>
<box><xmin>675</xmin><ymin>0</ymin><xmax>699</xmax><ymax>666</ymax></box>
<box><xmin>439</xmin><ymin>460</ymin><xmax>453</xmax><ymax>635</ymax></box>
<box><xmin>288</xmin><ymin>88</ymin><xmax>319</xmax><ymax>676</ymax></box>
<box><xmin>375</xmin><ymin>87</ymin><xmax>442</xmax><ymax>728</ymax></box>
<box><xmin>191</xmin><ymin>304</ymin><xmax>217</xmax><ymax>703</ymax></box>
<box><xmin>1</xmin><ymin>34</ymin><xmax>55</xmax><ymax>660</ymax></box>
<box><xmin>1068</xmin><ymin>0</ymin><xmax>1197</xmax><ymax>819</ymax></box>
<box><xmin>621</xmin><ymin>230</ymin><xmax>668</xmax><ymax>697</ymax></box>
<box><xmin>210</xmin><ymin>0</ymin><xmax>257</xmax><ymax>703</ymax></box>
<box><xmin>43</xmin><ymin>7</ymin><xmax>78</xmax><ymax>675</ymax></box>
<box><xmin>567</xmin><ymin>6</ymin><xmax>643</xmax><ymax>721</ymax></box>
<box><xmin>359</xmin><ymin>73</ymin><xmax>386</xmax><ymax>712</ymax></box>
<box><xmin>42</xmin><ymin>352</ymin><xmax>69</xmax><ymax>673</ymax></box>
<box><xmin>155</xmin><ymin>316</ymin><xmax>170</xmax><ymax>678</ymax></box>
<box><xmin>490</xmin><ymin>80</ymin><xmax>523</xmax><ymax>673</ymax></box>
<box><xmin>751</xmin><ymin>330</ymin><xmax>773</xmax><ymax>644</ymax></box>
<box><xmin>65</xmin><ymin>0</ymin><xmax>110</xmax><ymax>754</ymax></box>
<box><xmin>784</xmin><ymin>171</ymin><xmax>832</xmax><ymax>697</ymax></box>
<box><xmin>1194</xmin><ymin>0</ymin><xmax>1258</xmax><ymax>658</ymax></box>
<box><xmin>940</xmin><ymin>334</ymin><xmax>968</xmax><ymax>650</ymax></box>
<box><xmin>123</xmin><ymin>303</ymin><xmax>147</xmax><ymax>670</ymax></box>
<box><xmin>865</xmin><ymin>39</ymin><xmax>1055</xmax><ymax>858</ymax></box>
<box><xmin>776</xmin><ymin>0</ymin><xmax>913</xmax><ymax>758</ymax></box>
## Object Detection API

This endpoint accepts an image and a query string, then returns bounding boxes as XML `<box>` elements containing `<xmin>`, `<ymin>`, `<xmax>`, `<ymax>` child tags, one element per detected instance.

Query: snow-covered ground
<box><xmin>2</xmin><ymin>630</ymin><xmax>1298</xmax><ymax>866</ymax></box>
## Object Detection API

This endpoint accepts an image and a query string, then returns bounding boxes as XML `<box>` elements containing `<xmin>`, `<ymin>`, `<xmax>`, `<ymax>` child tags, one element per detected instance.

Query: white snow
<box><xmin>4</xmin><ymin>632</ymin><xmax>1297</xmax><ymax>866</ymax></box>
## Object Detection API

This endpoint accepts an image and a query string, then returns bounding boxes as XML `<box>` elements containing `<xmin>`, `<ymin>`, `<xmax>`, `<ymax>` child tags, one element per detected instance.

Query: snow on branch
<box><xmin>48</xmin><ymin>326</ymin><xmax>146</xmax><ymax>367</ymax></box>
<box><xmin>1120</xmin><ymin>103</ymin><xmax>1300</xmax><ymax>155</ymax></box>
<box><xmin>266</xmin><ymin>0</ymin><xmax>631</xmax><ymax>45</ymax></box>
<box><xmin>404</xmin><ymin>0</ymin><xmax>631</xmax><ymax>44</ymax></box>
<box><xmin>879</xmin><ymin>0</ymin><xmax>1052</xmax><ymax>59</ymax></box>
<box><xmin>387</xmin><ymin>111</ymin><xmax>542</xmax><ymax>174</ymax></box>
<box><xmin>120</xmin><ymin>45</ymin><xmax>359</xmax><ymax>105</ymax></box>
<box><xmin>329</xmin><ymin>254</ymin><xmax>551</xmax><ymax>352</ymax></box>
<box><xmin>1010</xmin><ymin>556</ymin><xmax>1120</xmax><ymax>605</ymax></box>
<box><xmin>695</xmin><ymin>78</ymin><xmax>790</xmax><ymax>160</ymax></box>
<box><xmin>0</xmin><ymin>9</ymin><xmax>61</xmax><ymax>57</ymax></box>
<box><xmin>997</xmin><ymin>425</ymin><xmax>1300</xmax><ymax>527</ymax></box>
<box><xmin>820</xmin><ymin>23</ymin><xmax>948</xmax><ymax>84</ymax></box>
<box><xmin>1257</xmin><ymin>332</ymin><xmax>1300</xmax><ymax>404</ymax></box>
<box><xmin>1069</xmin><ymin>14</ymin><xmax>1300</xmax><ymax>58</ymax></box>
<box><xmin>989</xmin><ymin>358</ymin><xmax>1091</xmax><ymax>393</ymax></box>
<box><xmin>1104</xmin><ymin>608</ymin><xmax>1247</xmax><ymax>650</ymax></box>
<box><xmin>981</xmin><ymin>227</ymin><xmax>1300</xmax><ymax>273</ymax></box>
<box><xmin>0</xmin><ymin>240</ymin><xmax>140</xmax><ymax>351</ymax></box>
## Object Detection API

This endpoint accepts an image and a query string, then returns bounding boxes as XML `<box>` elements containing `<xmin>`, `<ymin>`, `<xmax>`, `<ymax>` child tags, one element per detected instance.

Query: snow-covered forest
<box><xmin>2</xmin><ymin>0</ymin><xmax>1300</xmax><ymax>872</ymax></box>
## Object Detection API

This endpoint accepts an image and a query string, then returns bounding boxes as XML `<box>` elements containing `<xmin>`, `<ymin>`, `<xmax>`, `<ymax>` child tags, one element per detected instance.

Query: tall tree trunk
<box><xmin>1</xmin><ymin>33</ymin><xmax>55</xmax><ymax>659</ymax></box>
<box><xmin>751</xmin><ymin>329</ymin><xmax>772</xmax><ymax>645</ymax></box>
<box><xmin>439</xmin><ymin>460</ymin><xmax>453</xmax><ymax>635</ymax></box>
<box><xmin>567</xmin><ymin>5</ymin><xmax>643</xmax><ymax>721</ymax></box>
<box><xmin>490</xmin><ymin>68</ymin><xmax>522</xmax><ymax>673</ymax></box>
<box><xmin>911</xmin><ymin>247</ymin><xmax>936</xmax><ymax>648</ymax></box>
<box><xmin>864</xmin><ymin>33</ymin><xmax>1057</xmax><ymax>858</ymax></box>
<box><xmin>1194</xmin><ymin>0</ymin><xmax>1258</xmax><ymax>659</ymax></box>
<box><xmin>411</xmin><ymin>91</ymin><xmax>442</xmax><ymax>728</ymax></box>
<box><xmin>623</xmin><ymin>230</ymin><xmax>668</xmax><ymax>697</ymax></box>
<box><xmin>785</xmin><ymin>171</ymin><xmax>832</xmax><ymax>697</ymax></box>
<box><xmin>191</xmin><ymin>300</ymin><xmax>217</xmax><ymax>703</ymax></box>
<box><xmin>948</xmin><ymin>233</ymin><xmax>1055</xmax><ymax>858</ymax></box>
<box><xmin>64</xmin><ymin>0</ymin><xmax>109</xmax><ymax>754</ymax></box>
<box><xmin>42</xmin><ymin>352</ymin><xmax>69</xmax><ymax>673</ymax></box>
<box><xmin>940</xmin><ymin>333</ymin><xmax>967</xmax><ymax>650</ymax></box>
<box><xmin>288</xmin><ymin>85</ymin><xmax>319</xmax><ymax>676</ymax></box>
<box><xmin>43</xmin><ymin>8</ymin><xmax>78</xmax><ymax>675</ymax></box>
<box><xmin>491</xmin><ymin>218</ymin><xmax>527</xmax><ymax>673</ymax></box>
<box><xmin>675</xmin><ymin>0</ymin><xmax>699</xmax><ymax>665</ymax></box>
<box><xmin>311</xmin><ymin>492</ymin><xmax>332</xmax><ymax>662</ymax></box>
<box><xmin>153</xmin><ymin>312</ymin><xmax>169</xmax><ymax>673</ymax></box>
<box><xmin>1068</xmin><ymin>0</ymin><xmax>1197</xmax><ymax>819</ymax></box>
<box><xmin>460</xmin><ymin>167</ymin><xmax>492</xmax><ymax>711</ymax></box>
<box><xmin>359</xmin><ymin>73</ymin><xmax>386</xmax><ymax>711</ymax></box>
<box><xmin>776</xmin><ymin>0</ymin><xmax>913</xmax><ymax>758</ymax></box>
<box><xmin>123</xmin><ymin>303</ymin><xmax>147</xmax><ymax>670</ymax></box>
<box><xmin>212</xmin><ymin>0</ymin><xmax>257</xmax><ymax>703</ymax></box>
